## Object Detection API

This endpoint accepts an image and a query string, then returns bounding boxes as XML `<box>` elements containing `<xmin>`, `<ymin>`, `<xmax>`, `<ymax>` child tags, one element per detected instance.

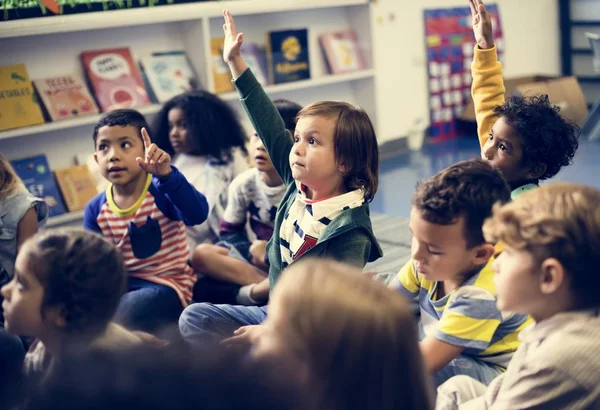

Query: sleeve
<box><xmin>233</xmin><ymin>69</ymin><xmax>294</xmax><ymax>186</ymax></box>
<box><xmin>388</xmin><ymin>259</ymin><xmax>421</xmax><ymax>300</ymax></box>
<box><xmin>83</xmin><ymin>195</ymin><xmax>103</xmax><ymax>234</ymax></box>
<box><xmin>472</xmin><ymin>46</ymin><xmax>505</xmax><ymax>148</ymax></box>
<box><xmin>153</xmin><ymin>165</ymin><xmax>209</xmax><ymax>226</ymax></box>
<box><xmin>325</xmin><ymin>231</ymin><xmax>371</xmax><ymax>269</ymax></box>
<box><xmin>435</xmin><ymin>286</ymin><xmax>502</xmax><ymax>352</ymax></box>
<box><xmin>219</xmin><ymin>173</ymin><xmax>249</xmax><ymax>243</ymax></box>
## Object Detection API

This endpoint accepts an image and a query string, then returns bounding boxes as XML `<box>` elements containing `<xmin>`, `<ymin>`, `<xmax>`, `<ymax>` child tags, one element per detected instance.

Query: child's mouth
<box><xmin>108</xmin><ymin>167</ymin><xmax>126</xmax><ymax>173</ymax></box>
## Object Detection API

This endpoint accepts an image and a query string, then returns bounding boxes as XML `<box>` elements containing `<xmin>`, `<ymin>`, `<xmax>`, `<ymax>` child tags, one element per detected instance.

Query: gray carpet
<box><xmin>364</xmin><ymin>213</ymin><xmax>412</xmax><ymax>276</ymax></box>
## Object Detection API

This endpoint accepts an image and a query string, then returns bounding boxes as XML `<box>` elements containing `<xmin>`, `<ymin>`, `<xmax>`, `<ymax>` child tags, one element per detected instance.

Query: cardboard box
<box><xmin>461</xmin><ymin>75</ymin><xmax>589</xmax><ymax>125</ymax></box>
<box><xmin>54</xmin><ymin>165</ymin><xmax>98</xmax><ymax>212</ymax></box>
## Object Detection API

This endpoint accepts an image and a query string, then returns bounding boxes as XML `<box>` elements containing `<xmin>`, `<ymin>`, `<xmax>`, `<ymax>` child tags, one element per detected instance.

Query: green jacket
<box><xmin>233</xmin><ymin>69</ymin><xmax>383</xmax><ymax>289</ymax></box>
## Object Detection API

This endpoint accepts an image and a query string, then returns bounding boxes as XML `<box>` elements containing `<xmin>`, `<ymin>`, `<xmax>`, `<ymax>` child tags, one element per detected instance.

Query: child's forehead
<box><xmin>97</xmin><ymin>124</ymin><xmax>141</xmax><ymax>141</ymax></box>
<box><xmin>295</xmin><ymin>115</ymin><xmax>336</xmax><ymax>135</ymax></box>
<box><xmin>409</xmin><ymin>207</ymin><xmax>468</xmax><ymax>245</ymax></box>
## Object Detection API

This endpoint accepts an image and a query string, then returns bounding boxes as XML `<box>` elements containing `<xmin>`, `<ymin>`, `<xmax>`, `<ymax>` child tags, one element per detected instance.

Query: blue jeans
<box><xmin>114</xmin><ymin>277</ymin><xmax>183</xmax><ymax>333</ymax></box>
<box><xmin>179</xmin><ymin>303</ymin><xmax>268</xmax><ymax>345</ymax></box>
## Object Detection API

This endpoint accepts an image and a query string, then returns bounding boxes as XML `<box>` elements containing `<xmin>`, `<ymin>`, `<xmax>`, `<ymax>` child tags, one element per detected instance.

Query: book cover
<box><xmin>241</xmin><ymin>43</ymin><xmax>269</xmax><ymax>85</ymax></box>
<box><xmin>81</xmin><ymin>47</ymin><xmax>150</xmax><ymax>112</ymax></box>
<box><xmin>10</xmin><ymin>155</ymin><xmax>67</xmax><ymax>218</ymax></box>
<box><xmin>319</xmin><ymin>30</ymin><xmax>367</xmax><ymax>74</ymax></box>
<box><xmin>266</xmin><ymin>29</ymin><xmax>310</xmax><ymax>84</ymax></box>
<box><xmin>211</xmin><ymin>38</ymin><xmax>235</xmax><ymax>94</ymax></box>
<box><xmin>0</xmin><ymin>64</ymin><xmax>45</xmax><ymax>131</ymax></box>
<box><xmin>54</xmin><ymin>164</ymin><xmax>98</xmax><ymax>212</ymax></box>
<box><xmin>139</xmin><ymin>51</ymin><xmax>199</xmax><ymax>102</ymax></box>
<box><xmin>33</xmin><ymin>74</ymin><xmax>99</xmax><ymax>121</ymax></box>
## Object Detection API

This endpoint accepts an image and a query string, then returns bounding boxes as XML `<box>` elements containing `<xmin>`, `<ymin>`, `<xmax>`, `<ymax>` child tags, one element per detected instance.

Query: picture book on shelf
<box><xmin>241</xmin><ymin>43</ymin><xmax>269</xmax><ymax>85</ymax></box>
<box><xmin>211</xmin><ymin>38</ymin><xmax>235</xmax><ymax>94</ymax></box>
<box><xmin>54</xmin><ymin>164</ymin><xmax>98</xmax><ymax>212</ymax></box>
<box><xmin>139</xmin><ymin>51</ymin><xmax>199</xmax><ymax>102</ymax></box>
<box><xmin>33</xmin><ymin>74</ymin><xmax>99</xmax><ymax>121</ymax></box>
<box><xmin>81</xmin><ymin>47</ymin><xmax>150</xmax><ymax>112</ymax></box>
<box><xmin>266</xmin><ymin>28</ymin><xmax>310</xmax><ymax>84</ymax></box>
<box><xmin>10</xmin><ymin>154</ymin><xmax>67</xmax><ymax>218</ymax></box>
<box><xmin>319</xmin><ymin>30</ymin><xmax>367</xmax><ymax>74</ymax></box>
<box><xmin>0</xmin><ymin>64</ymin><xmax>45</xmax><ymax>131</ymax></box>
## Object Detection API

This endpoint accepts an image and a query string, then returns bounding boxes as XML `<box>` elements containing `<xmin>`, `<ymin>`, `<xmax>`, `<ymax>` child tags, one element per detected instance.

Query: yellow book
<box><xmin>211</xmin><ymin>38</ymin><xmax>235</xmax><ymax>94</ymax></box>
<box><xmin>0</xmin><ymin>64</ymin><xmax>45</xmax><ymax>131</ymax></box>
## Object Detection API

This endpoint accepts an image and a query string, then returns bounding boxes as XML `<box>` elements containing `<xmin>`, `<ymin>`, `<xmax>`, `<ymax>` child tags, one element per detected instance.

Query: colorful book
<box><xmin>266</xmin><ymin>28</ymin><xmax>310</xmax><ymax>84</ymax></box>
<box><xmin>241</xmin><ymin>43</ymin><xmax>269</xmax><ymax>85</ymax></box>
<box><xmin>54</xmin><ymin>164</ymin><xmax>98</xmax><ymax>212</ymax></box>
<box><xmin>0</xmin><ymin>64</ymin><xmax>45</xmax><ymax>131</ymax></box>
<box><xmin>319</xmin><ymin>30</ymin><xmax>367</xmax><ymax>74</ymax></box>
<box><xmin>10</xmin><ymin>155</ymin><xmax>66</xmax><ymax>218</ymax></box>
<box><xmin>211</xmin><ymin>38</ymin><xmax>235</xmax><ymax>94</ymax></box>
<box><xmin>33</xmin><ymin>74</ymin><xmax>99</xmax><ymax>121</ymax></box>
<box><xmin>80</xmin><ymin>47</ymin><xmax>150</xmax><ymax>112</ymax></box>
<box><xmin>139</xmin><ymin>51</ymin><xmax>199</xmax><ymax>102</ymax></box>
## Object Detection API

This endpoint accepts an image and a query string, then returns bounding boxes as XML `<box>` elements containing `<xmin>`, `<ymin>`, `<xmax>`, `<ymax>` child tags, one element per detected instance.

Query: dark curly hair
<box><xmin>152</xmin><ymin>90</ymin><xmax>248</xmax><ymax>160</ymax></box>
<box><xmin>493</xmin><ymin>95</ymin><xmax>580</xmax><ymax>181</ymax></box>
<box><xmin>25</xmin><ymin>229</ymin><xmax>126</xmax><ymax>338</ymax></box>
<box><xmin>92</xmin><ymin>109</ymin><xmax>151</xmax><ymax>147</ymax></box>
<box><xmin>412</xmin><ymin>159</ymin><xmax>511</xmax><ymax>248</ymax></box>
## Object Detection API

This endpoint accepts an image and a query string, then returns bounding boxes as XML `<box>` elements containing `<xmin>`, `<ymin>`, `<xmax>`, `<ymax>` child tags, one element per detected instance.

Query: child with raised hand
<box><xmin>84</xmin><ymin>109</ymin><xmax>209</xmax><ymax>334</ymax></box>
<box><xmin>152</xmin><ymin>90</ymin><xmax>249</xmax><ymax>246</ymax></box>
<box><xmin>437</xmin><ymin>183</ymin><xmax>600</xmax><ymax>410</ymax></box>
<box><xmin>178</xmin><ymin>10</ymin><xmax>382</xmax><ymax>344</ymax></box>
<box><xmin>388</xmin><ymin>159</ymin><xmax>531</xmax><ymax>387</ymax></box>
<box><xmin>470</xmin><ymin>0</ymin><xmax>579</xmax><ymax>198</ymax></box>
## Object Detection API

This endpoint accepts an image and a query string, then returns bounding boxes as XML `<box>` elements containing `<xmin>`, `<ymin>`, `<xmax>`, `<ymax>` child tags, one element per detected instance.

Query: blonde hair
<box><xmin>271</xmin><ymin>258</ymin><xmax>433</xmax><ymax>410</ymax></box>
<box><xmin>483</xmin><ymin>182</ymin><xmax>600</xmax><ymax>308</ymax></box>
<box><xmin>0</xmin><ymin>153</ymin><xmax>24</xmax><ymax>197</ymax></box>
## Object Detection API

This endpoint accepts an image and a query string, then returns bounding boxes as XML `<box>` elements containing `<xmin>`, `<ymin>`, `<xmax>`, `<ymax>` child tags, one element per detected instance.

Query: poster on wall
<box><xmin>424</xmin><ymin>4</ymin><xmax>504</xmax><ymax>142</ymax></box>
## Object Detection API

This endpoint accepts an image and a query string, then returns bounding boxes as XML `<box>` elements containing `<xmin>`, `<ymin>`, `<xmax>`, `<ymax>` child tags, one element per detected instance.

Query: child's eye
<box><xmin>308</xmin><ymin>138</ymin><xmax>316</xmax><ymax>145</ymax></box>
<box><xmin>428</xmin><ymin>248</ymin><xmax>443</xmax><ymax>256</ymax></box>
<box><xmin>98</xmin><ymin>144</ymin><xmax>107</xmax><ymax>151</ymax></box>
<box><xmin>122</xmin><ymin>142</ymin><xmax>132</xmax><ymax>149</ymax></box>
<box><xmin>293</xmin><ymin>136</ymin><xmax>300</xmax><ymax>143</ymax></box>
<box><xmin>498</xmin><ymin>144</ymin><xmax>506</xmax><ymax>152</ymax></box>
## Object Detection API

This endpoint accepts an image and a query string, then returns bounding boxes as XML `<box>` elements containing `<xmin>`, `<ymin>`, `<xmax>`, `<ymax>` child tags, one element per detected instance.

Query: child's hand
<box><xmin>469</xmin><ymin>0</ymin><xmax>494</xmax><ymax>50</ymax></box>
<box><xmin>221</xmin><ymin>325</ymin><xmax>265</xmax><ymax>346</ymax></box>
<box><xmin>222</xmin><ymin>9</ymin><xmax>244</xmax><ymax>64</ymax></box>
<box><xmin>136</xmin><ymin>127</ymin><xmax>172</xmax><ymax>178</ymax></box>
<box><xmin>249</xmin><ymin>240</ymin><xmax>268</xmax><ymax>269</ymax></box>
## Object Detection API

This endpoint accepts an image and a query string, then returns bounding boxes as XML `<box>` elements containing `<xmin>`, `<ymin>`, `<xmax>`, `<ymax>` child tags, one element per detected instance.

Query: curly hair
<box><xmin>24</xmin><ymin>229</ymin><xmax>126</xmax><ymax>337</ymax></box>
<box><xmin>412</xmin><ymin>159</ymin><xmax>511</xmax><ymax>248</ymax></box>
<box><xmin>152</xmin><ymin>90</ymin><xmax>248</xmax><ymax>160</ymax></box>
<box><xmin>493</xmin><ymin>95</ymin><xmax>580</xmax><ymax>181</ymax></box>
<box><xmin>92</xmin><ymin>109</ymin><xmax>151</xmax><ymax>147</ymax></box>
<box><xmin>483</xmin><ymin>183</ymin><xmax>600</xmax><ymax>309</ymax></box>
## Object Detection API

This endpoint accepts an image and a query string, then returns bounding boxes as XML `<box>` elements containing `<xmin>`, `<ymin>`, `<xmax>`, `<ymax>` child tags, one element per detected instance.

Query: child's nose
<box><xmin>1</xmin><ymin>281</ymin><xmax>12</xmax><ymax>300</ymax></box>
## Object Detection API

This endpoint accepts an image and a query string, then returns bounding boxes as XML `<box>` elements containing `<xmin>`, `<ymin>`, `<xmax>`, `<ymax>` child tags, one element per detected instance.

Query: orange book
<box><xmin>54</xmin><ymin>165</ymin><xmax>98</xmax><ymax>212</ymax></box>
<box><xmin>34</xmin><ymin>74</ymin><xmax>99</xmax><ymax>121</ymax></box>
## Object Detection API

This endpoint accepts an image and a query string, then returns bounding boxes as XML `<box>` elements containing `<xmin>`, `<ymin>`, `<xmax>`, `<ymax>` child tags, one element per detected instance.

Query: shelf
<box><xmin>0</xmin><ymin>104</ymin><xmax>162</xmax><ymax>142</ymax></box>
<box><xmin>0</xmin><ymin>0</ymin><xmax>368</xmax><ymax>39</ymax></box>
<box><xmin>219</xmin><ymin>69</ymin><xmax>376</xmax><ymax>101</ymax></box>
<box><xmin>578</xmin><ymin>75</ymin><xmax>600</xmax><ymax>83</ymax></box>
<box><xmin>572</xmin><ymin>48</ymin><xmax>593</xmax><ymax>55</ymax></box>
<box><xmin>571</xmin><ymin>20</ymin><xmax>600</xmax><ymax>26</ymax></box>
<box><xmin>46</xmin><ymin>210</ymin><xmax>85</xmax><ymax>228</ymax></box>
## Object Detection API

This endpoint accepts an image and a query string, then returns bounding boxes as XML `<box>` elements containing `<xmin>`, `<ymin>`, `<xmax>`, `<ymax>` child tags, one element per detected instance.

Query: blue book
<box><xmin>139</xmin><ymin>51</ymin><xmax>199</xmax><ymax>103</ymax></box>
<box><xmin>267</xmin><ymin>28</ymin><xmax>310</xmax><ymax>84</ymax></box>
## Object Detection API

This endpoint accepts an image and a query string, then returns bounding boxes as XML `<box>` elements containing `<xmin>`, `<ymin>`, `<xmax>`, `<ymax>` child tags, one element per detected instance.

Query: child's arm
<box><xmin>16</xmin><ymin>208</ymin><xmax>38</xmax><ymax>251</ymax></box>
<box><xmin>387</xmin><ymin>260</ymin><xmax>421</xmax><ymax>301</ymax></box>
<box><xmin>222</xmin><ymin>10</ymin><xmax>294</xmax><ymax>186</ymax></box>
<box><xmin>470</xmin><ymin>0</ymin><xmax>505</xmax><ymax>148</ymax></box>
<box><xmin>326</xmin><ymin>232</ymin><xmax>373</xmax><ymax>269</ymax></box>
<box><xmin>420</xmin><ymin>337</ymin><xmax>465</xmax><ymax>373</ymax></box>
<box><xmin>219</xmin><ymin>174</ymin><xmax>250</xmax><ymax>245</ymax></box>
<box><xmin>83</xmin><ymin>196</ymin><xmax>103</xmax><ymax>233</ymax></box>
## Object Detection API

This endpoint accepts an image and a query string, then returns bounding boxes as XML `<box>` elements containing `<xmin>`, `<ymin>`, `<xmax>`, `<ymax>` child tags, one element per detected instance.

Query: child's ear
<box><xmin>337</xmin><ymin>160</ymin><xmax>348</xmax><ymax>174</ymax></box>
<box><xmin>94</xmin><ymin>152</ymin><xmax>99</xmax><ymax>165</ymax></box>
<box><xmin>472</xmin><ymin>243</ymin><xmax>495</xmax><ymax>266</ymax></box>
<box><xmin>539</xmin><ymin>257</ymin><xmax>565</xmax><ymax>295</ymax></box>
<box><xmin>44</xmin><ymin>305</ymin><xmax>67</xmax><ymax>329</ymax></box>
<box><xmin>526</xmin><ymin>162</ymin><xmax>547</xmax><ymax>180</ymax></box>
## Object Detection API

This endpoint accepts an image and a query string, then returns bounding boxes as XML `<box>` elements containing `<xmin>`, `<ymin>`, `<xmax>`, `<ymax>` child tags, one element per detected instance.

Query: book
<box><xmin>211</xmin><ymin>38</ymin><xmax>235</xmax><ymax>94</ymax></box>
<box><xmin>33</xmin><ymin>74</ymin><xmax>99</xmax><ymax>121</ymax></box>
<box><xmin>80</xmin><ymin>47</ymin><xmax>150</xmax><ymax>112</ymax></box>
<box><xmin>266</xmin><ymin>28</ymin><xmax>310</xmax><ymax>84</ymax></box>
<box><xmin>241</xmin><ymin>43</ymin><xmax>269</xmax><ymax>85</ymax></box>
<box><xmin>10</xmin><ymin>155</ymin><xmax>67</xmax><ymax>218</ymax></box>
<box><xmin>139</xmin><ymin>51</ymin><xmax>199</xmax><ymax>102</ymax></box>
<box><xmin>319</xmin><ymin>30</ymin><xmax>367</xmax><ymax>74</ymax></box>
<box><xmin>0</xmin><ymin>64</ymin><xmax>45</xmax><ymax>131</ymax></box>
<box><xmin>54</xmin><ymin>164</ymin><xmax>98</xmax><ymax>212</ymax></box>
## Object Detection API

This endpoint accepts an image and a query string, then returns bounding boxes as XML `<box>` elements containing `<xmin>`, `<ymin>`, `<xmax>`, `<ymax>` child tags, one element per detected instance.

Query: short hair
<box><xmin>92</xmin><ymin>109</ymin><xmax>150</xmax><ymax>147</ymax></box>
<box><xmin>483</xmin><ymin>183</ymin><xmax>600</xmax><ymax>309</ymax></box>
<box><xmin>273</xmin><ymin>99</ymin><xmax>302</xmax><ymax>132</ymax></box>
<box><xmin>412</xmin><ymin>159</ymin><xmax>511</xmax><ymax>248</ymax></box>
<box><xmin>297</xmin><ymin>101</ymin><xmax>379</xmax><ymax>202</ymax></box>
<box><xmin>152</xmin><ymin>90</ymin><xmax>248</xmax><ymax>159</ymax></box>
<box><xmin>493</xmin><ymin>95</ymin><xmax>580</xmax><ymax>181</ymax></box>
<box><xmin>24</xmin><ymin>229</ymin><xmax>126</xmax><ymax>338</ymax></box>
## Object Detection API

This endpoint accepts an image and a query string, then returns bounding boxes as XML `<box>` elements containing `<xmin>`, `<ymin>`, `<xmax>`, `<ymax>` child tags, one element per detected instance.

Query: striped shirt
<box><xmin>392</xmin><ymin>258</ymin><xmax>531</xmax><ymax>369</ymax></box>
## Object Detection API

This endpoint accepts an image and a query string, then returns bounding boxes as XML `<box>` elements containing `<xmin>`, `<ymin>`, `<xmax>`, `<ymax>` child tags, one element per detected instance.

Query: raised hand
<box><xmin>222</xmin><ymin>9</ymin><xmax>244</xmax><ymax>64</ymax></box>
<box><xmin>136</xmin><ymin>127</ymin><xmax>172</xmax><ymax>178</ymax></box>
<box><xmin>469</xmin><ymin>0</ymin><xmax>494</xmax><ymax>50</ymax></box>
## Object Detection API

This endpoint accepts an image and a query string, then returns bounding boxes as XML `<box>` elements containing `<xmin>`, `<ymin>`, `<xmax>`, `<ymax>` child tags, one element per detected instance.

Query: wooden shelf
<box><xmin>46</xmin><ymin>210</ymin><xmax>85</xmax><ymax>228</ymax></box>
<box><xmin>0</xmin><ymin>0</ymin><xmax>368</xmax><ymax>39</ymax></box>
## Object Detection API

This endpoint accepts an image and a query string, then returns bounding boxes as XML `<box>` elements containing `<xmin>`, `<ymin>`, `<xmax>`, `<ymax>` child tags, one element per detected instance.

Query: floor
<box><xmin>371</xmin><ymin>135</ymin><xmax>600</xmax><ymax>219</ymax></box>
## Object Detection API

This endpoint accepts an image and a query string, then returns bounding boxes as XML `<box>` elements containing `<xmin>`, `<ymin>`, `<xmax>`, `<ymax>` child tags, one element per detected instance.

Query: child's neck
<box><xmin>111</xmin><ymin>172</ymin><xmax>148</xmax><ymax>208</ymax></box>
<box><xmin>259</xmin><ymin>169</ymin><xmax>283</xmax><ymax>187</ymax></box>
<box><xmin>304</xmin><ymin>183</ymin><xmax>347</xmax><ymax>202</ymax></box>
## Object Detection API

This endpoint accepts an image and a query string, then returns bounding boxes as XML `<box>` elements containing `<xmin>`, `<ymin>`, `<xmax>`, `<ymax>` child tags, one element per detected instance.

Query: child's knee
<box><xmin>191</xmin><ymin>244</ymin><xmax>217</xmax><ymax>269</ymax></box>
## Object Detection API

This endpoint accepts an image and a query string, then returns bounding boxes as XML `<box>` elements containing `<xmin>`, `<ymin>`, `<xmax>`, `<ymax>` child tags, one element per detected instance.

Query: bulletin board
<box><xmin>424</xmin><ymin>4</ymin><xmax>504</xmax><ymax>141</ymax></box>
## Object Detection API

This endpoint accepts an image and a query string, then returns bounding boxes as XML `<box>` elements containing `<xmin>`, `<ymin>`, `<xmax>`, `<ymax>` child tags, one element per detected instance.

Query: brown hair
<box><xmin>24</xmin><ymin>229</ymin><xmax>126</xmax><ymax>337</ymax></box>
<box><xmin>412</xmin><ymin>159</ymin><xmax>511</xmax><ymax>248</ymax></box>
<box><xmin>272</xmin><ymin>258</ymin><xmax>433</xmax><ymax>410</ymax></box>
<box><xmin>297</xmin><ymin>102</ymin><xmax>379</xmax><ymax>201</ymax></box>
<box><xmin>0</xmin><ymin>153</ymin><xmax>24</xmax><ymax>197</ymax></box>
<box><xmin>483</xmin><ymin>182</ymin><xmax>600</xmax><ymax>309</ymax></box>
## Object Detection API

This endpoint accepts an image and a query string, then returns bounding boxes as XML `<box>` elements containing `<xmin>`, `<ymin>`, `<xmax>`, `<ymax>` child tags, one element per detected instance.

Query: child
<box><xmin>1</xmin><ymin>229</ymin><xmax>145</xmax><ymax>385</ymax></box>
<box><xmin>152</xmin><ymin>90</ymin><xmax>249</xmax><ymax>246</ymax></box>
<box><xmin>470</xmin><ymin>0</ymin><xmax>579</xmax><ymax>198</ymax></box>
<box><xmin>84</xmin><ymin>109</ymin><xmax>209</xmax><ymax>333</ymax></box>
<box><xmin>388</xmin><ymin>159</ymin><xmax>531</xmax><ymax>387</ymax></box>
<box><xmin>178</xmin><ymin>10</ymin><xmax>382</xmax><ymax>344</ymax></box>
<box><xmin>236</xmin><ymin>258</ymin><xmax>434</xmax><ymax>410</ymax></box>
<box><xmin>437</xmin><ymin>183</ymin><xmax>600</xmax><ymax>410</ymax></box>
<box><xmin>192</xmin><ymin>99</ymin><xmax>302</xmax><ymax>303</ymax></box>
